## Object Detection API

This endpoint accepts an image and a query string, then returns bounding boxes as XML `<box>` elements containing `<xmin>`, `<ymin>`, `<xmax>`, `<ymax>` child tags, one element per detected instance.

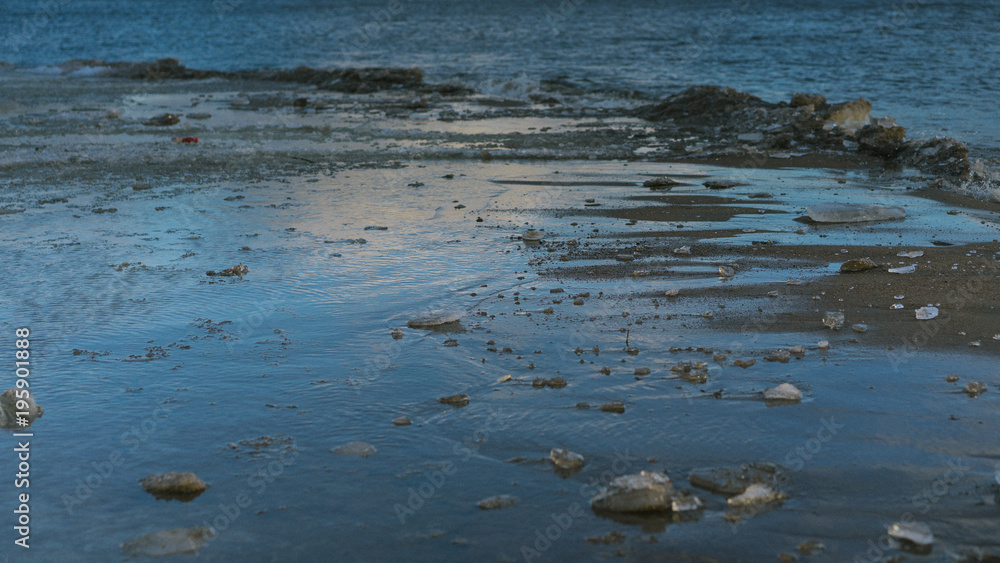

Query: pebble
<box><xmin>407</xmin><ymin>310</ymin><xmax>462</xmax><ymax>328</ymax></box>
<box><xmin>140</xmin><ymin>472</ymin><xmax>208</xmax><ymax>501</ymax></box>
<box><xmin>590</xmin><ymin>471</ymin><xmax>674</xmax><ymax>512</ymax></box>
<box><xmin>733</xmin><ymin>358</ymin><xmax>756</xmax><ymax>369</ymax></box>
<box><xmin>390</xmin><ymin>328</ymin><xmax>404</xmax><ymax>339</ymax></box>
<box><xmin>532</xmin><ymin>377</ymin><xmax>567</xmax><ymax>389</ymax></box>
<box><xmin>392</xmin><ymin>416</ymin><xmax>412</xmax><ymax>426</ymax></box>
<box><xmin>550</xmin><ymin>448</ymin><xmax>585</xmax><ymax>471</ymax></box>
<box><xmin>634</xmin><ymin>367</ymin><xmax>651</xmax><ymax>376</ymax></box>
<box><xmin>600</xmin><ymin>401</ymin><xmax>626</xmax><ymax>413</ymax></box>
<box><xmin>964</xmin><ymin>381</ymin><xmax>986</xmax><ymax>397</ymax></box>
<box><xmin>477</xmin><ymin>495</ymin><xmax>520</xmax><ymax>510</ymax></box>
<box><xmin>0</xmin><ymin>388</ymin><xmax>43</xmax><ymax>429</ymax></box>
<box><xmin>438</xmin><ymin>394</ymin><xmax>470</xmax><ymax>406</ymax></box>
<box><xmin>840</xmin><ymin>258</ymin><xmax>878</xmax><ymax>273</ymax></box>
<box><xmin>331</xmin><ymin>441</ymin><xmax>377</xmax><ymax>458</ymax></box>
<box><xmin>763</xmin><ymin>383</ymin><xmax>802</xmax><ymax>402</ymax></box>
<box><xmin>616</xmin><ymin>254</ymin><xmax>635</xmax><ymax>262</ymax></box>
<box><xmin>665</xmin><ymin>288</ymin><xmax>679</xmax><ymax>297</ymax></box>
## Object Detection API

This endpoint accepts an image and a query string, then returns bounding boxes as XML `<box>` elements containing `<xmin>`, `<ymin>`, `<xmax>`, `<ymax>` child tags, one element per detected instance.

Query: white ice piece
<box><xmin>806</xmin><ymin>203</ymin><xmax>906</xmax><ymax>223</ymax></box>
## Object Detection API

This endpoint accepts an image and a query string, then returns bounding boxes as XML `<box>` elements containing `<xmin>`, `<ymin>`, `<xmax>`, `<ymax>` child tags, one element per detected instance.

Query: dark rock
<box><xmin>140</xmin><ymin>472</ymin><xmax>208</xmax><ymax>501</ymax></box>
<box><xmin>856</xmin><ymin>119</ymin><xmax>907</xmax><ymax>157</ymax></box>
<box><xmin>144</xmin><ymin>113</ymin><xmax>180</xmax><ymax>126</ymax></box>
<box><xmin>790</xmin><ymin>93</ymin><xmax>826</xmax><ymax>108</ymax></box>
<box><xmin>639</xmin><ymin>85</ymin><xmax>767</xmax><ymax>124</ymax></box>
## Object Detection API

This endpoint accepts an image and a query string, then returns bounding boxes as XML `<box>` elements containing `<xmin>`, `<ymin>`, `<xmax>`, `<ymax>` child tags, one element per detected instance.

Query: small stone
<box><xmin>550</xmin><ymin>448</ymin><xmax>585</xmax><ymax>471</ymax></box>
<box><xmin>964</xmin><ymin>382</ymin><xmax>986</xmax><ymax>397</ymax></box>
<box><xmin>331</xmin><ymin>441</ymin><xmax>377</xmax><ymax>458</ymax></box>
<box><xmin>390</xmin><ymin>328</ymin><xmax>404</xmax><ymax>340</ymax></box>
<box><xmin>140</xmin><ymin>472</ymin><xmax>208</xmax><ymax>501</ymax></box>
<box><xmin>704</xmin><ymin>180</ymin><xmax>741</xmax><ymax>189</ymax></box>
<box><xmin>767</xmin><ymin>291</ymin><xmax>779</xmax><ymax>298</ymax></box>
<box><xmin>840</xmin><ymin>258</ymin><xmax>878</xmax><ymax>273</ymax></box>
<box><xmin>665</xmin><ymin>288</ymin><xmax>679</xmax><ymax>297</ymax></box>
<box><xmin>616</xmin><ymin>254</ymin><xmax>635</xmax><ymax>262</ymax></box>
<box><xmin>438</xmin><ymin>394</ymin><xmax>470</xmax><ymax>407</ymax></box>
<box><xmin>477</xmin><ymin>495</ymin><xmax>520</xmax><ymax>510</ymax></box>
<box><xmin>701</xmin><ymin>311</ymin><xmax>714</xmax><ymax>319</ymax></box>
<box><xmin>0</xmin><ymin>388</ymin><xmax>43</xmax><ymax>429</ymax></box>
<box><xmin>634</xmin><ymin>367</ymin><xmax>651</xmax><ymax>376</ymax></box>
<box><xmin>764</xmin><ymin>383</ymin><xmax>802</xmax><ymax>402</ymax></box>
<box><xmin>144</xmin><ymin>113</ymin><xmax>180</xmax><ymax>126</ymax></box>
<box><xmin>600</xmin><ymin>401</ymin><xmax>626</xmax><ymax>414</ymax></box>
<box><xmin>765</xmin><ymin>349</ymin><xmax>791</xmax><ymax>363</ymax></box>
<box><xmin>643</xmin><ymin>177</ymin><xmax>678</xmax><ymax>189</ymax></box>
<box><xmin>673</xmin><ymin>246</ymin><xmax>691</xmax><ymax>255</ymax></box>
<box><xmin>733</xmin><ymin>358</ymin><xmax>755</xmax><ymax>369</ymax></box>
<box><xmin>443</xmin><ymin>339</ymin><xmax>458</xmax><ymax>347</ymax></box>
<box><xmin>407</xmin><ymin>310</ymin><xmax>462</xmax><ymax>328</ymax></box>
<box><xmin>392</xmin><ymin>416</ymin><xmax>412</xmax><ymax>426</ymax></box>
<box><xmin>590</xmin><ymin>471</ymin><xmax>674</xmax><ymax>512</ymax></box>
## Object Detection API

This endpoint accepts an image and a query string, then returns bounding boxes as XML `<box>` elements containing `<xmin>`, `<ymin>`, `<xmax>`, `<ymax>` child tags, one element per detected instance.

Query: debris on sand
<box><xmin>763</xmin><ymin>383</ymin><xmax>802</xmax><ymax>402</ymax></box>
<box><xmin>206</xmin><ymin>263</ymin><xmax>249</xmax><ymax>277</ymax></box>
<box><xmin>438</xmin><ymin>394</ymin><xmax>470</xmax><ymax>407</ymax></box>
<box><xmin>331</xmin><ymin>441</ymin><xmax>377</xmax><ymax>458</ymax></box>
<box><xmin>888</xmin><ymin>521</ymin><xmax>934</xmax><ymax>551</ymax></box>
<box><xmin>590</xmin><ymin>471</ymin><xmax>674</xmax><ymax>512</ymax></box>
<box><xmin>0</xmin><ymin>388</ymin><xmax>43</xmax><ymax>429</ymax></box>
<box><xmin>915</xmin><ymin>306</ymin><xmax>939</xmax><ymax>320</ymax></box>
<box><xmin>727</xmin><ymin>483</ymin><xmax>786</xmax><ymax>507</ymax></box>
<box><xmin>140</xmin><ymin>472</ymin><xmax>208</xmax><ymax>501</ymax></box>
<box><xmin>121</xmin><ymin>527</ymin><xmax>213</xmax><ymax>557</ymax></box>
<box><xmin>407</xmin><ymin>310</ymin><xmax>462</xmax><ymax>328</ymax></box>
<box><xmin>477</xmin><ymin>495</ymin><xmax>520</xmax><ymax>510</ymax></box>
<box><xmin>806</xmin><ymin>203</ymin><xmax>906</xmax><ymax>223</ymax></box>
<box><xmin>550</xmin><ymin>448</ymin><xmax>585</xmax><ymax>471</ymax></box>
